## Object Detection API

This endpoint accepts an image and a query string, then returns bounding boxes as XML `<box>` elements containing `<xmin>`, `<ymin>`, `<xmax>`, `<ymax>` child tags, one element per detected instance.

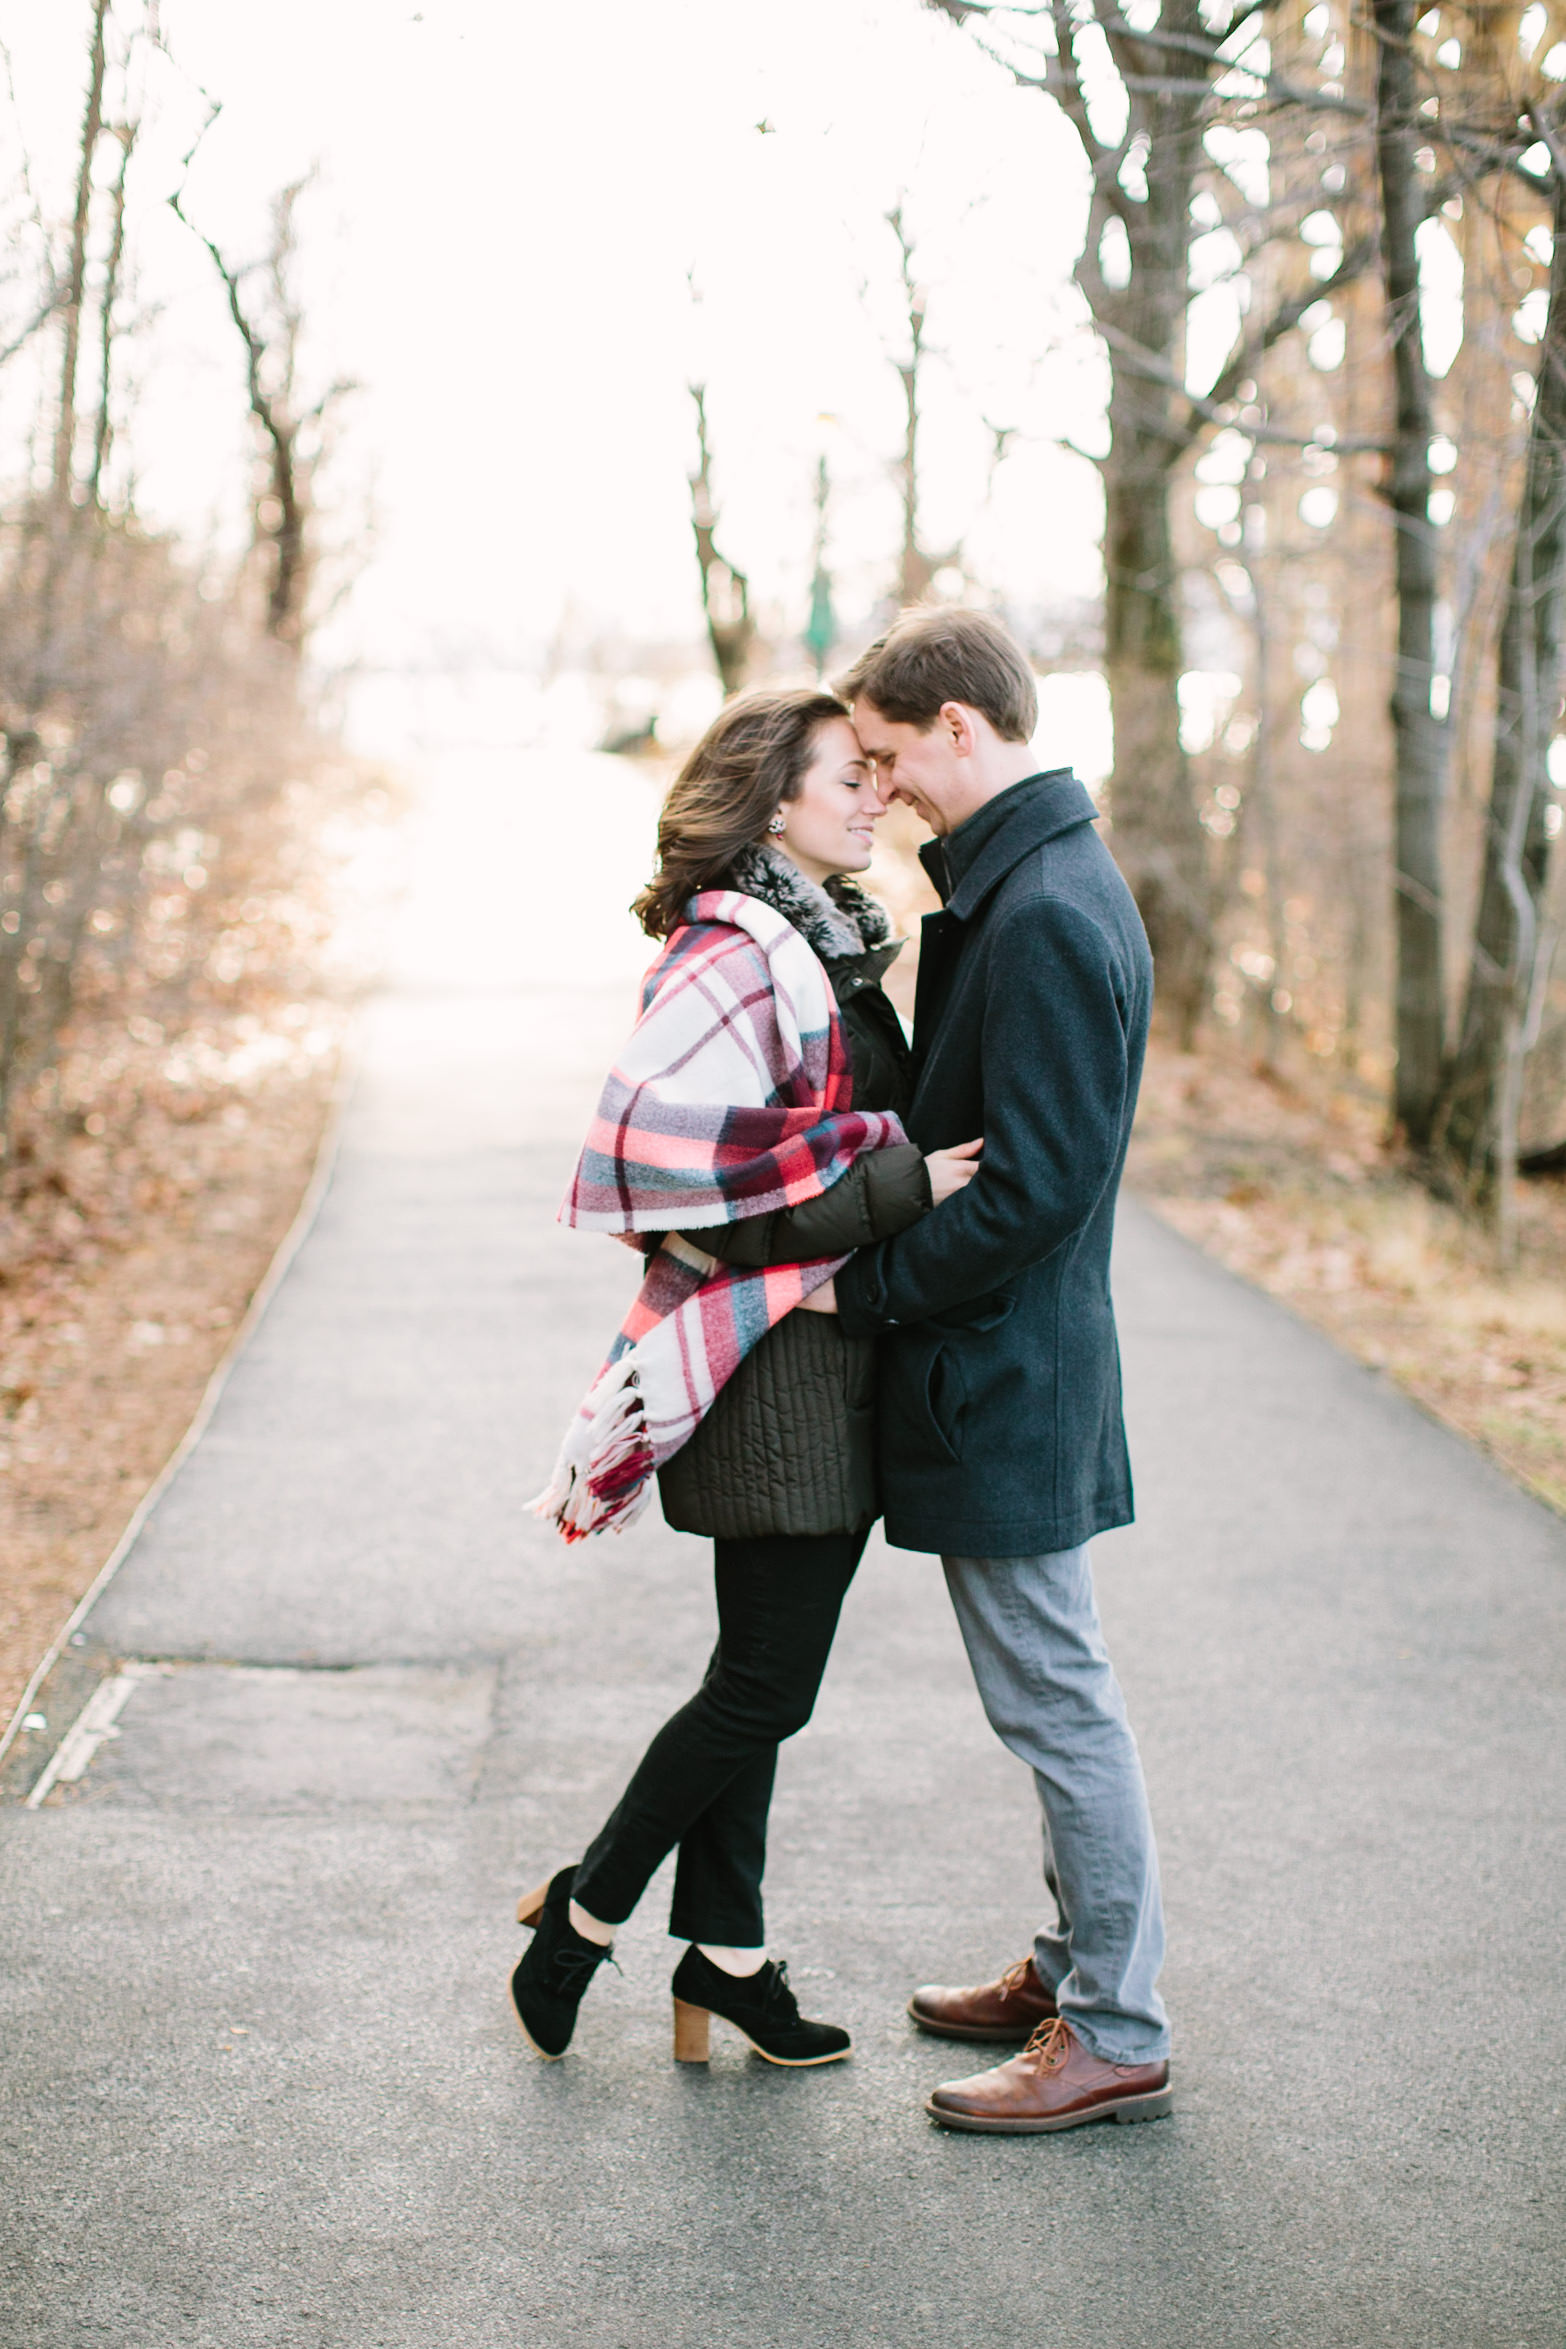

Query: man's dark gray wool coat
<box><xmin>834</xmin><ymin>770</ymin><xmax>1153</xmax><ymax>1557</ymax></box>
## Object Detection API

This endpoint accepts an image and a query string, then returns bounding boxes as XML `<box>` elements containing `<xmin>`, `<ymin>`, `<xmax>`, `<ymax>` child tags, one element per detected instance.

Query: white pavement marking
<box><xmin>23</xmin><ymin>1662</ymin><xmax>171</xmax><ymax>1809</ymax></box>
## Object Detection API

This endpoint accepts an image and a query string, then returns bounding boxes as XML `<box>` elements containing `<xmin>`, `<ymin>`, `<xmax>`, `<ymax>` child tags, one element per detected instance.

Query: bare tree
<box><xmin>1</xmin><ymin>0</ymin><xmax>115</xmax><ymax>1147</ymax></box>
<box><xmin>1439</xmin><ymin>108</ymin><xmax>1566</xmax><ymax>1235</ymax></box>
<box><xmin>172</xmin><ymin>167</ymin><xmax>355</xmax><ymax>649</ymax></box>
<box><xmin>1</xmin><ymin>15</ymin><xmax>346</xmax><ymax>1167</ymax></box>
<box><xmin>687</xmin><ymin>381</ymin><xmax>756</xmax><ymax>697</ymax></box>
<box><xmin>924</xmin><ymin>0</ymin><xmax>1371</xmax><ymax>1039</ymax></box>
<box><xmin>1373</xmin><ymin>0</ymin><xmax>1453</xmax><ymax>1150</ymax></box>
<box><xmin>886</xmin><ymin>203</ymin><xmax>963</xmax><ymax>604</ymax></box>
<box><xmin>923</xmin><ymin>0</ymin><xmax>1566</xmax><ymax>1200</ymax></box>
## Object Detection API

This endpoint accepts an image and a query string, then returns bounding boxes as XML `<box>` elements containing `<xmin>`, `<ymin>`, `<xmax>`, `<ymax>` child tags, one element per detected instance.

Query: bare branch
<box><xmin>1525</xmin><ymin>99</ymin><xmax>1566</xmax><ymax>189</ymax></box>
<box><xmin>1168</xmin><ymin>232</ymin><xmax>1378</xmax><ymax>457</ymax></box>
<box><xmin>0</xmin><ymin>292</ymin><xmax>59</xmax><ymax>374</ymax></box>
<box><xmin>1096</xmin><ymin>317</ymin><xmax>1388</xmax><ymax>451</ymax></box>
<box><xmin>0</xmin><ymin>34</ymin><xmax>60</xmax><ymax>369</ymax></box>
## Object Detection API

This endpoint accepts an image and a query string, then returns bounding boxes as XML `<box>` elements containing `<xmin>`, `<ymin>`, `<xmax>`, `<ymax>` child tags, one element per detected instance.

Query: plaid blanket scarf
<box><xmin>530</xmin><ymin>886</ymin><xmax>908</xmax><ymax>1541</ymax></box>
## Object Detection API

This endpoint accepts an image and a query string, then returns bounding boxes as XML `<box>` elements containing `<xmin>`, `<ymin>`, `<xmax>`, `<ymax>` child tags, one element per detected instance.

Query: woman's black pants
<box><xmin>572</xmin><ymin>1529</ymin><xmax>867</xmax><ymax>1947</ymax></box>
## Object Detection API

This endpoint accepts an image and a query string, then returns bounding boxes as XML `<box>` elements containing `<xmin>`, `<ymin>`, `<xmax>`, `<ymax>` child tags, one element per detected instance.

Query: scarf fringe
<box><xmin>528</xmin><ymin>1354</ymin><xmax>657</xmax><ymax>1543</ymax></box>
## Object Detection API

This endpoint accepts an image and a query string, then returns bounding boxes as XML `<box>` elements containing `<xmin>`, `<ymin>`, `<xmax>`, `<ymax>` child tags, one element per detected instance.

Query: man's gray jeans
<box><xmin>943</xmin><ymin>1545</ymin><xmax>1170</xmax><ymax>2065</ymax></box>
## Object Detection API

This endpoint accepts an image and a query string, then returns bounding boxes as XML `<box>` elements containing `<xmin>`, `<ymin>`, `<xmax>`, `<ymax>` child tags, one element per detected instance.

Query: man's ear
<box><xmin>940</xmin><ymin>701</ymin><xmax>979</xmax><ymax>759</ymax></box>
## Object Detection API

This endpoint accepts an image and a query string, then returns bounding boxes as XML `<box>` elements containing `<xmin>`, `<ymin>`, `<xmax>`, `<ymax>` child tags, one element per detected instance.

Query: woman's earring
<box><xmin>767</xmin><ymin>815</ymin><xmax>786</xmax><ymax>836</ymax></box>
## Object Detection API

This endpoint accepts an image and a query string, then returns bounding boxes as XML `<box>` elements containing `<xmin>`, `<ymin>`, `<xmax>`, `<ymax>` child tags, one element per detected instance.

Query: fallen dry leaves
<box><xmin>0</xmin><ymin>760</ymin><xmax>394</xmax><ymax>1738</ymax></box>
<box><xmin>0</xmin><ymin>1020</ymin><xmax>346</xmax><ymax>1728</ymax></box>
<box><xmin>1128</xmin><ymin>1038</ymin><xmax>1566</xmax><ymax>1518</ymax></box>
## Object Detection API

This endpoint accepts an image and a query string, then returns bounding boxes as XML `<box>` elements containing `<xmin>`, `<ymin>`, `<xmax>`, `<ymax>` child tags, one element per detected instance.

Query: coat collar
<box><xmin>726</xmin><ymin>840</ymin><xmax>892</xmax><ymax>961</ymax></box>
<box><xmin>918</xmin><ymin>770</ymin><xmax>1097</xmax><ymax>922</ymax></box>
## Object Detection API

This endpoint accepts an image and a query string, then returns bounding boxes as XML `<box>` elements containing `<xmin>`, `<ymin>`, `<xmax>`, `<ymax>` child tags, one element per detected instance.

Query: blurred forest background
<box><xmin>1</xmin><ymin>0</ymin><xmax>1564</xmax><ymax>1724</ymax></box>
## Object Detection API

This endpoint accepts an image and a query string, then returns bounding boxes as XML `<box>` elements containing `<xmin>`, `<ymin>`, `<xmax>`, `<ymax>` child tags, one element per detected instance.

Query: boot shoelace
<box><xmin>998</xmin><ymin>1956</ymin><xmax>1040</xmax><ymax>2000</ymax></box>
<box><xmin>549</xmin><ymin>1944</ymin><xmax>610</xmax><ymax>1997</ymax></box>
<box><xmin>1021</xmin><ymin>2016</ymin><xmax>1072</xmax><ymax>2071</ymax></box>
<box><xmin>756</xmin><ymin>1960</ymin><xmax>798</xmax><ymax>2022</ymax></box>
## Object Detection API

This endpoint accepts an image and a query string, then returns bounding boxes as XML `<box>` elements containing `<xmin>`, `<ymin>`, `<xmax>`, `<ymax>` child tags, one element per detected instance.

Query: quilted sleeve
<box><xmin>678</xmin><ymin>1144</ymin><xmax>930</xmax><ymax>1268</ymax></box>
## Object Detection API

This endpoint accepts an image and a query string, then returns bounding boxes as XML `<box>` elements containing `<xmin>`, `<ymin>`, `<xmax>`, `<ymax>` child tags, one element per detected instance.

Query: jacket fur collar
<box><xmin>726</xmin><ymin>841</ymin><xmax>892</xmax><ymax>963</ymax></box>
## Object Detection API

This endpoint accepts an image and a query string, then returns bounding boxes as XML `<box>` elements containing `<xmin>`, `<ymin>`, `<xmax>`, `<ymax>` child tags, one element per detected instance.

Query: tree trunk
<box><xmin>1438</xmin><ymin>154</ymin><xmax>1566</xmax><ymax>1212</ymax></box>
<box><xmin>263</xmin><ymin>425</ymin><xmax>308</xmax><ymax>647</ymax></box>
<box><xmin>1244</xmin><ymin>560</ymin><xmax>1287</xmax><ymax>1067</ymax></box>
<box><xmin>1098</xmin><ymin>41</ymin><xmax>1210</xmax><ymax>1042</ymax></box>
<box><xmin>804</xmin><ymin>451</ymin><xmax>835</xmax><ymax>678</ymax></box>
<box><xmin>884</xmin><ymin>202</ymin><xmax>961</xmax><ymax>607</ymax></box>
<box><xmin>687</xmin><ymin>383</ymin><xmax>754</xmax><ymax>698</ymax></box>
<box><xmin>88</xmin><ymin>120</ymin><xmax>136</xmax><ymax>511</ymax></box>
<box><xmin>897</xmin><ymin>343</ymin><xmax>935</xmax><ymax>607</ymax></box>
<box><xmin>1374</xmin><ymin>0</ymin><xmax>1450</xmax><ymax>1149</ymax></box>
<box><xmin>52</xmin><ymin>0</ymin><xmax>109</xmax><ymax>509</ymax></box>
<box><xmin>1103</xmin><ymin>434</ymin><xmax>1208</xmax><ymax>1040</ymax></box>
<box><xmin>925</xmin><ymin>0</ymin><xmax>1273</xmax><ymax>1042</ymax></box>
<box><xmin>888</xmin><ymin>204</ymin><xmax>942</xmax><ymax>606</ymax></box>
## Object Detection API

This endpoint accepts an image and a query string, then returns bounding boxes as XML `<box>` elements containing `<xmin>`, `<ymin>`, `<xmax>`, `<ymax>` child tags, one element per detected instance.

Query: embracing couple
<box><xmin>522</xmin><ymin>607</ymin><xmax>1170</xmax><ymax>2135</ymax></box>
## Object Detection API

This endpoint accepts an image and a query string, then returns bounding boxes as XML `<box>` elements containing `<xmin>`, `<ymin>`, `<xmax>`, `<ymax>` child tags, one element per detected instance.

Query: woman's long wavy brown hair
<box><xmin>631</xmin><ymin>687</ymin><xmax>850</xmax><ymax>939</ymax></box>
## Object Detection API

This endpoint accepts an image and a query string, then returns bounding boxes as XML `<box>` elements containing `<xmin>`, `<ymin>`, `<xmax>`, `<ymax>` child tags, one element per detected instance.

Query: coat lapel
<box><xmin>910</xmin><ymin>773</ymin><xmax>1100</xmax><ymax>1060</ymax></box>
<box><xmin>911</xmin><ymin>908</ymin><xmax>964</xmax><ymax>1068</ymax></box>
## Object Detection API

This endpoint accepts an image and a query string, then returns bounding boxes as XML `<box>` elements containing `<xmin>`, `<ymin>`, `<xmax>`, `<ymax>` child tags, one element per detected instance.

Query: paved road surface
<box><xmin>4</xmin><ymin>751</ymin><xmax>1564</xmax><ymax>2348</ymax></box>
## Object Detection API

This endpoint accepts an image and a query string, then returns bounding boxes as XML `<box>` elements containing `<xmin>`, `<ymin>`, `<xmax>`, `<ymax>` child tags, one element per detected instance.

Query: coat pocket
<box><xmin>921</xmin><ymin>1339</ymin><xmax>968</xmax><ymax>1464</ymax></box>
<box><xmin>883</xmin><ymin>1326</ymin><xmax>971</xmax><ymax>1467</ymax></box>
<box><xmin>926</xmin><ymin>1291</ymin><xmax>1016</xmax><ymax>1336</ymax></box>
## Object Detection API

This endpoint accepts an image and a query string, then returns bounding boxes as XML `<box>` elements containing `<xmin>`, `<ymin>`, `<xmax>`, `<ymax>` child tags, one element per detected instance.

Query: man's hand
<box><xmin>924</xmin><ymin>1138</ymin><xmax>983</xmax><ymax>1205</ymax></box>
<box><xmin>798</xmin><ymin>1277</ymin><xmax>838</xmax><ymax>1315</ymax></box>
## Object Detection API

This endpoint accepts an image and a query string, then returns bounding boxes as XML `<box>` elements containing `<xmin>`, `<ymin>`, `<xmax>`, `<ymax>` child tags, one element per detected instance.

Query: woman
<box><xmin>518</xmin><ymin>687</ymin><xmax>979</xmax><ymax>2069</ymax></box>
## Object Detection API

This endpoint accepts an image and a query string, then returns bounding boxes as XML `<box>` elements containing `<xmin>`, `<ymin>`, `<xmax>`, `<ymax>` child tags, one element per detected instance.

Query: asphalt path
<box><xmin>3</xmin><ymin>750</ymin><xmax>1564</xmax><ymax>2348</ymax></box>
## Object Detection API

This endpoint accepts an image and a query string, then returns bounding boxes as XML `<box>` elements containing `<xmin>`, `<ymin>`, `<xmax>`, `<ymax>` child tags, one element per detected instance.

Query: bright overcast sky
<box><xmin>2</xmin><ymin>1</ymin><xmax>1108</xmax><ymax>701</ymax></box>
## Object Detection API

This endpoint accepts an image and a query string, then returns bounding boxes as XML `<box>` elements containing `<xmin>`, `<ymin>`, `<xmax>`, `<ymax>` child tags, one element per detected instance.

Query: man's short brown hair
<box><xmin>837</xmin><ymin>607</ymin><xmax>1037</xmax><ymax>743</ymax></box>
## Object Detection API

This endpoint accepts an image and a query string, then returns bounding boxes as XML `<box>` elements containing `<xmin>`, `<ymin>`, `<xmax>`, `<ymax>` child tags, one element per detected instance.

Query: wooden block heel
<box><xmin>516</xmin><ymin>1877</ymin><xmax>552</xmax><ymax>1929</ymax></box>
<box><xmin>673</xmin><ymin>1999</ymin><xmax>712</xmax><ymax>2063</ymax></box>
<box><xmin>669</xmin><ymin>1948</ymin><xmax>851</xmax><ymax>2066</ymax></box>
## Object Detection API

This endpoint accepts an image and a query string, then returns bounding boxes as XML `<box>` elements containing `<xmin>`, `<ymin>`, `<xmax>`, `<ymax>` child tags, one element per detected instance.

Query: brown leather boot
<box><xmin>907</xmin><ymin>1954</ymin><xmax>1057</xmax><ymax>2042</ymax></box>
<box><xmin>925</xmin><ymin>2016</ymin><xmax>1172</xmax><ymax>2133</ymax></box>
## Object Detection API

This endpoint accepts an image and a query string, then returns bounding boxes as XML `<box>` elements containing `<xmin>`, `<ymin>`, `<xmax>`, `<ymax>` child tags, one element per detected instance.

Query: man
<box><xmin>813</xmin><ymin>608</ymin><xmax>1170</xmax><ymax>2133</ymax></box>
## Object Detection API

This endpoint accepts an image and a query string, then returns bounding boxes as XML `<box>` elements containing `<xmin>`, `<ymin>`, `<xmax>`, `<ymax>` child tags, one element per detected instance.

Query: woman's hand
<box><xmin>924</xmin><ymin>1138</ymin><xmax>983</xmax><ymax>1206</ymax></box>
<box><xmin>798</xmin><ymin>1278</ymin><xmax>838</xmax><ymax>1314</ymax></box>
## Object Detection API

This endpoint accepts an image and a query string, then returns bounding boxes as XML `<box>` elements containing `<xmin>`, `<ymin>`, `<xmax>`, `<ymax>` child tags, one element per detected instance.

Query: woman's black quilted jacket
<box><xmin>657</xmin><ymin>918</ymin><xmax>927</xmax><ymax>1542</ymax></box>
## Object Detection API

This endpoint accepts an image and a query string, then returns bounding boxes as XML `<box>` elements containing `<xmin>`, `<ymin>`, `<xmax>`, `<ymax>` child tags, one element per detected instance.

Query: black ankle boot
<box><xmin>671</xmin><ymin>1946</ymin><xmax>851</xmax><ymax>2067</ymax></box>
<box><xmin>511</xmin><ymin>1865</ymin><xmax>611</xmax><ymax>2058</ymax></box>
